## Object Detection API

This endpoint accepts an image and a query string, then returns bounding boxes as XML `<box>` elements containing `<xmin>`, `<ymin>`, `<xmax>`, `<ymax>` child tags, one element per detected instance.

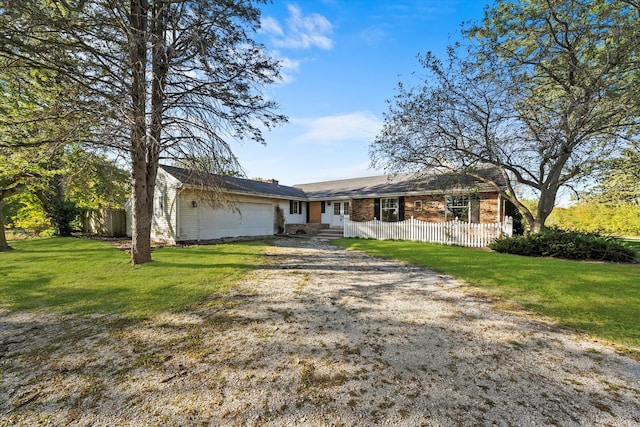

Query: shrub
<box><xmin>489</xmin><ymin>228</ymin><xmax>637</xmax><ymax>263</ymax></box>
<box><xmin>48</xmin><ymin>200</ymin><xmax>81</xmax><ymax>237</ymax></box>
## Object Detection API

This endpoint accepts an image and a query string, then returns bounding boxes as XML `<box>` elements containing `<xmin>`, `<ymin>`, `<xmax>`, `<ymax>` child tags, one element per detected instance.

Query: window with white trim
<box><xmin>333</xmin><ymin>202</ymin><xmax>341</xmax><ymax>215</ymax></box>
<box><xmin>343</xmin><ymin>202</ymin><xmax>350</xmax><ymax>215</ymax></box>
<box><xmin>445</xmin><ymin>195</ymin><xmax>480</xmax><ymax>222</ymax></box>
<box><xmin>381</xmin><ymin>198</ymin><xmax>399</xmax><ymax>222</ymax></box>
<box><xmin>414</xmin><ymin>200</ymin><xmax>423</xmax><ymax>212</ymax></box>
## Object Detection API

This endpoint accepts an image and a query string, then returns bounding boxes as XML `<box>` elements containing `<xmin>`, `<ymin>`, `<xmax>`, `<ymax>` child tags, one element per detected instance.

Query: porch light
<box><xmin>192</xmin><ymin>200</ymin><xmax>197</xmax><ymax>208</ymax></box>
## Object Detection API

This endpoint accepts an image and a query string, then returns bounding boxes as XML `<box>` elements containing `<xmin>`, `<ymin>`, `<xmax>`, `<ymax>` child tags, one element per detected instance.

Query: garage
<box><xmin>197</xmin><ymin>201</ymin><xmax>274</xmax><ymax>240</ymax></box>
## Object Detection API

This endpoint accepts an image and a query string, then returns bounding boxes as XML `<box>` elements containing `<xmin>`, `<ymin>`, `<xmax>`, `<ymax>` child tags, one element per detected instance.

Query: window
<box><xmin>381</xmin><ymin>198</ymin><xmax>399</xmax><ymax>222</ymax></box>
<box><xmin>414</xmin><ymin>200</ymin><xmax>423</xmax><ymax>212</ymax></box>
<box><xmin>343</xmin><ymin>202</ymin><xmax>350</xmax><ymax>216</ymax></box>
<box><xmin>290</xmin><ymin>200</ymin><xmax>301</xmax><ymax>214</ymax></box>
<box><xmin>445</xmin><ymin>195</ymin><xmax>480</xmax><ymax>222</ymax></box>
<box><xmin>333</xmin><ymin>202</ymin><xmax>341</xmax><ymax>215</ymax></box>
<box><xmin>156</xmin><ymin>194</ymin><xmax>165</xmax><ymax>215</ymax></box>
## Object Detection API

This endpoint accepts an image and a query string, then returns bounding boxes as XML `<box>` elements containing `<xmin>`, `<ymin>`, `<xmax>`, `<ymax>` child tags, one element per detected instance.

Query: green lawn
<box><xmin>334</xmin><ymin>238</ymin><xmax>640</xmax><ymax>353</ymax></box>
<box><xmin>0</xmin><ymin>237</ymin><xmax>265</xmax><ymax>319</ymax></box>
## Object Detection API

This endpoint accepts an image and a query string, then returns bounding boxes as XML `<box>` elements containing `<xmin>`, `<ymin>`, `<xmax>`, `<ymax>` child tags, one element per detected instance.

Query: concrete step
<box><xmin>315</xmin><ymin>228</ymin><xmax>344</xmax><ymax>240</ymax></box>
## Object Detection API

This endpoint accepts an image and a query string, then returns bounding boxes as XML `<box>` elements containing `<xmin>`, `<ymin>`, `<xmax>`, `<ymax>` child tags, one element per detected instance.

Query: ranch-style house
<box><xmin>125</xmin><ymin>164</ymin><xmax>509</xmax><ymax>244</ymax></box>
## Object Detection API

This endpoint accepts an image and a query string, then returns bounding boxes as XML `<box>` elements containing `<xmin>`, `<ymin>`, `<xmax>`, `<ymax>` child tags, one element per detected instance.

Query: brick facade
<box><xmin>350</xmin><ymin>198</ymin><xmax>375</xmax><ymax>222</ymax></box>
<box><xmin>404</xmin><ymin>195</ymin><xmax>446</xmax><ymax>222</ymax></box>
<box><xmin>350</xmin><ymin>193</ymin><xmax>502</xmax><ymax>224</ymax></box>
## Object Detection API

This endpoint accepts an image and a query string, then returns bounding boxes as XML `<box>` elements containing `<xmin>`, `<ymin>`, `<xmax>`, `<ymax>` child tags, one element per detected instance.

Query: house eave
<box><xmin>177</xmin><ymin>181</ymin><xmax>502</xmax><ymax>202</ymax></box>
<box><xmin>304</xmin><ymin>185</ymin><xmax>502</xmax><ymax>201</ymax></box>
<box><xmin>178</xmin><ymin>183</ymin><xmax>307</xmax><ymax>201</ymax></box>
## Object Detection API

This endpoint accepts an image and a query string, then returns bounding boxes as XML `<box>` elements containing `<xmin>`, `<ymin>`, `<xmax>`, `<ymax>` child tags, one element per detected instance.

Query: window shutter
<box><xmin>374</xmin><ymin>198</ymin><xmax>380</xmax><ymax>220</ymax></box>
<box><xmin>398</xmin><ymin>196</ymin><xmax>405</xmax><ymax>221</ymax></box>
<box><xmin>321</xmin><ymin>201</ymin><xmax>325</xmax><ymax>213</ymax></box>
<box><xmin>289</xmin><ymin>200</ymin><xmax>294</xmax><ymax>214</ymax></box>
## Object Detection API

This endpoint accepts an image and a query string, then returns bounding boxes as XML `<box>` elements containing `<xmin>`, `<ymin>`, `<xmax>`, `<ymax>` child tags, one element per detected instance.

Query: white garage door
<box><xmin>198</xmin><ymin>202</ymin><xmax>273</xmax><ymax>240</ymax></box>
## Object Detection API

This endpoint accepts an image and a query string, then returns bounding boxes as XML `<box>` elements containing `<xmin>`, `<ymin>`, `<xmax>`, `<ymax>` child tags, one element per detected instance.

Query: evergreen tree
<box><xmin>0</xmin><ymin>1</ymin><xmax>286</xmax><ymax>263</ymax></box>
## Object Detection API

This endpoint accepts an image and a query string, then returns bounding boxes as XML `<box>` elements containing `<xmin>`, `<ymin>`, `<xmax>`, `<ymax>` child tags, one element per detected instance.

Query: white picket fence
<box><xmin>343</xmin><ymin>216</ymin><xmax>513</xmax><ymax>247</ymax></box>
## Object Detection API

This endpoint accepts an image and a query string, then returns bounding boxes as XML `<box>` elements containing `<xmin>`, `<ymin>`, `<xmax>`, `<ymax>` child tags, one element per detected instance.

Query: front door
<box><xmin>309</xmin><ymin>201</ymin><xmax>322</xmax><ymax>223</ymax></box>
<box><xmin>331</xmin><ymin>201</ymin><xmax>349</xmax><ymax>227</ymax></box>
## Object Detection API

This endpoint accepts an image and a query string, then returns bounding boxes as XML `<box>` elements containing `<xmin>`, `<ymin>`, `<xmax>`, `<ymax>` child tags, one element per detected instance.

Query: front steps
<box><xmin>315</xmin><ymin>227</ymin><xmax>344</xmax><ymax>241</ymax></box>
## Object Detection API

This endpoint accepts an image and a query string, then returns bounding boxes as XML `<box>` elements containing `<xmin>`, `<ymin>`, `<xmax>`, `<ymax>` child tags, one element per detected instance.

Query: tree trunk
<box><xmin>53</xmin><ymin>174</ymin><xmax>73</xmax><ymax>237</ymax></box>
<box><xmin>129</xmin><ymin>0</ymin><xmax>152</xmax><ymax>265</ymax></box>
<box><xmin>1</xmin><ymin>183</ymin><xmax>28</xmax><ymax>252</ymax></box>
<box><xmin>532</xmin><ymin>186</ymin><xmax>559</xmax><ymax>234</ymax></box>
<box><xmin>130</xmin><ymin>162</ymin><xmax>153</xmax><ymax>264</ymax></box>
<box><xmin>530</xmin><ymin>218</ymin><xmax>545</xmax><ymax>234</ymax></box>
<box><xmin>0</xmin><ymin>201</ymin><xmax>11</xmax><ymax>252</ymax></box>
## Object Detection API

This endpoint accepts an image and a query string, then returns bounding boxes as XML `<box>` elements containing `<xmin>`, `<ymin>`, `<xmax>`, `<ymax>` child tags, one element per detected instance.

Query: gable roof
<box><xmin>294</xmin><ymin>168</ymin><xmax>504</xmax><ymax>200</ymax></box>
<box><xmin>161</xmin><ymin>164</ymin><xmax>505</xmax><ymax>201</ymax></box>
<box><xmin>160</xmin><ymin>165</ymin><xmax>308</xmax><ymax>200</ymax></box>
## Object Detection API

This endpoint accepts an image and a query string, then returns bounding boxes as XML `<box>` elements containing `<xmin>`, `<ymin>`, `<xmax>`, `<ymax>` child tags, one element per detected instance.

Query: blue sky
<box><xmin>233</xmin><ymin>0</ymin><xmax>490</xmax><ymax>185</ymax></box>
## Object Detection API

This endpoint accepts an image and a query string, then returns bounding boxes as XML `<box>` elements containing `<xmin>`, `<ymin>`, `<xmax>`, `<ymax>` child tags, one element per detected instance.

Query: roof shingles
<box><xmin>160</xmin><ymin>165</ymin><xmax>504</xmax><ymax>201</ymax></box>
<box><xmin>160</xmin><ymin>165</ymin><xmax>307</xmax><ymax>200</ymax></box>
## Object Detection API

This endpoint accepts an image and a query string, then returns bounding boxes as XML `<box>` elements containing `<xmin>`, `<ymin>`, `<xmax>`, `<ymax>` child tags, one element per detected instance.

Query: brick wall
<box><xmin>404</xmin><ymin>195</ymin><xmax>446</xmax><ymax>222</ymax></box>
<box><xmin>479</xmin><ymin>192</ymin><xmax>501</xmax><ymax>223</ymax></box>
<box><xmin>285</xmin><ymin>223</ymin><xmax>326</xmax><ymax>235</ymax></box>
<box><xmin>348</xmin><ymin>193</ymin><xmax>502</xmax><ymax>224</ymax></box>
<box><xmin>350</xmin><ymin>199</ymin><xmax>375</xmax><ymax>222</ymax></box>
<box><xmin>404</xmin><ymin>193</ymin><xmax>502</xmax><ymax>223</ymax></box>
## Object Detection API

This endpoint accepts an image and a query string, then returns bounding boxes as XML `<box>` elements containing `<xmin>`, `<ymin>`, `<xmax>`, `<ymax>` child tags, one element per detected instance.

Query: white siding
<box><xmin>280</xmin><ymin>200</ymin><xmax>307</xmax><ymax>225</ymax></box>
<box><xmin>150</xmin><ymin>169</ymin><xmax>180</xmax><ymax>243</ymax></box>
<box><xmin>125</xmin><ymin>170</ymin><xmax>180</xmax><ymax>242</ymax></box>
<box><xmin>177</xmin><ymin>190</ymin><xmax>199</xmax><ymax>241</ymax></box>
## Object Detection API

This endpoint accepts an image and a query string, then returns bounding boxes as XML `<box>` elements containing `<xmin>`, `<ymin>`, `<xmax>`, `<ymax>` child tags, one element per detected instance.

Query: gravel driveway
<box><xmin>2</xmin><ymin>237</ymin><xmax>639</xmax><ymax>426</ymax></box>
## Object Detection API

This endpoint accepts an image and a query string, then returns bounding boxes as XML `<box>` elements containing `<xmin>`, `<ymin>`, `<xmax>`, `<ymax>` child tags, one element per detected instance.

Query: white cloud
<box><xmin>260</xmin><ymin>4</ymin><xmax>333</xmax><ymax>50</ymax></box>
<box><xmin>276</xmin><ymin>55</ymin><xmax>301</xmax><ymax>84</ymax></box>
<box><xmin>260</xmin><ymin>16</ymin><xmax>284</xmax><ymax>37</ymax></box>
<box><xmin>295</xmin><ymin>112</ymin><xmax>383</xmax><ymax>143</ymax></box>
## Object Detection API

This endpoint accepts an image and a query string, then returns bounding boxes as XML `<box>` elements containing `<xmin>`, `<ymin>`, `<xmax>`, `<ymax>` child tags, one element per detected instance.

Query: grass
<box><xmin>333</xmin><ymin>238</ymin><xmax>640</xmax><ymax>352</ymax></box>
<box><xmin>0</xmin><ymin>237</ymin><xmax>266</xmax><ymax>319</ymax></box>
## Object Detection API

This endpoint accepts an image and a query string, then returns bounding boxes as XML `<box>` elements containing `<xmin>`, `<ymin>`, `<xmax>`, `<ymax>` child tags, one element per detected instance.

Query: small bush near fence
<box><xmin>489</xmin><ymin>228</ymin><xmax>637</xmax><ymax>263</ymax></box>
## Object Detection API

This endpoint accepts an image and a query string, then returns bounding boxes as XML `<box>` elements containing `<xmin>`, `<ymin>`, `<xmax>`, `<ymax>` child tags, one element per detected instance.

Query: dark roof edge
<box><xmin>160</xmin><ymin>165</ymin><xmax>307</xmax><ymax>199</ymax></box>
<box><xmin>303</xmin><ymin>185</ymin><xmax>500</xmax><ymax>201</ymax></box>
<box><xmin>177</xmin><ymin>183</ymin><xmax>308</xmax><ymax>201</ymax></box>
<box><xmin>161</xmin><ymin>165</ymin><xmax>505</xmax><ymax>201</ymax></box>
